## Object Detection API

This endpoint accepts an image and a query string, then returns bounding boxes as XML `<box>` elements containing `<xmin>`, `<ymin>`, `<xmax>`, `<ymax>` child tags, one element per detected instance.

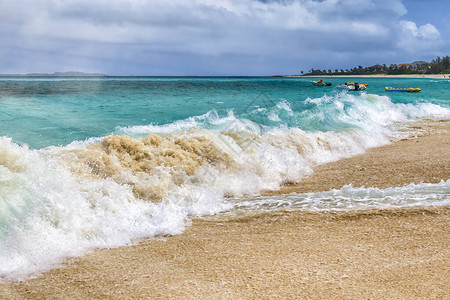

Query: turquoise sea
<box><xmin>1</xmin><ymin>76</ymin><xmax>449</xmax><ymax>279</ymax></box>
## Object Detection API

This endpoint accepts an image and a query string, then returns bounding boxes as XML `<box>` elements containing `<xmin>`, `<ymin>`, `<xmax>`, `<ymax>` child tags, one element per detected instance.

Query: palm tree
<box><xmin>443</xmin><ymin>56</ymin><xmax>449</xmax><ymax>70</ymax></box>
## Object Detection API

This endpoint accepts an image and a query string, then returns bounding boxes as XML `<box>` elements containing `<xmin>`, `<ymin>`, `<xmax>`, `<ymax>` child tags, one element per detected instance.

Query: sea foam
<box><xmin>227</xmin><ymin>180</ymin><xmax>450</xmax><ymax>215</ymax></box>
<box><xmin>0</xmin><ymin>136</ymin><xmax>231</xmax><ymax>280</ymax></box>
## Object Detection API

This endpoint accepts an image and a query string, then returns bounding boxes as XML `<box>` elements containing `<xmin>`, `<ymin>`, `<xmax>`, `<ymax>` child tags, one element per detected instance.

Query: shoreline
<box><xmin>287</xmin><ymin>74</ymin><xmax>450</xmax><ymax>79</ymax></box>
<box><xmin>264</xmin><ymin>120</ymin><xmax>450</xmax><ymax>195</ymax></box>
<box><xmin>1</xmin><ymin>121</ymin><xmax>449</xmax><ymax>299</ymax></box>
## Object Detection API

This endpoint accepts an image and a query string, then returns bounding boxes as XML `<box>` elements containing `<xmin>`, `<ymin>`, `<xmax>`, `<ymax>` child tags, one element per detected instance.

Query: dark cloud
<box><xmin>0</xmin><ymin>0</ymin><xmax>447</xmax><ymax>75</ymax></box>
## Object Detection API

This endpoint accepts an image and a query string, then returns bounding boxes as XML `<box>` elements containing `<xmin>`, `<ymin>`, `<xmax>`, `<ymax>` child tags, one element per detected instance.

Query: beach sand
<box><xmin>1</xmin><ymin>121</ymin><xmax>449</xmax><ymax>299</ymax></box>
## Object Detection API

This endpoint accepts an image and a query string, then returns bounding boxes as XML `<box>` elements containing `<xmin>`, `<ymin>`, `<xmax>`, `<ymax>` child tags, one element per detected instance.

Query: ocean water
<box><xmin>1</xmin><ymin>76</ymin><xmax>449</xmax><ymax>279</ymax></box>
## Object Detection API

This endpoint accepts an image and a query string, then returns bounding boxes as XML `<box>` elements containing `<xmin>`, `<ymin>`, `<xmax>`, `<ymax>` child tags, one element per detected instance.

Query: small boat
<box><xmin>346</xmin><ymin>82</ymin><xmax>368</xmax><ymax>87</ymax></box>
<box><xmin>337</xmin><ymin>82</ymin><xmax>367</xmax><ymax>91</ymax></box>
<box><xmin>385</xmin><ymin>87</ymin><xmax>421</xmax><ymax>93</ymax></box>
<box><xmin>311</xmin><ymin>80</ymin><xmax>332</xmax><ymax>86</ymax></box>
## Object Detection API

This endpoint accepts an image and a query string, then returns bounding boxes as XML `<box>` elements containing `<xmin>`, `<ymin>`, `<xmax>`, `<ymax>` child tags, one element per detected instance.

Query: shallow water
<box><xmin>1</xmin><ymin>77</ymin><xmax>448</xmax><ymax>148</ymax></box>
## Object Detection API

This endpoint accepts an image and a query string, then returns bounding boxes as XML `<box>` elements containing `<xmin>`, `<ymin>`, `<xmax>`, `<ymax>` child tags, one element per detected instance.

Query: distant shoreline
<box><xmin>1</xmin><ymin>74</ymin><xmax>449</xmax><ymax>79</ymax></box>
<box><xmin>287</xmin><ymin>74</ymin><xmax>450</xmax><ymax>79</ymax></box>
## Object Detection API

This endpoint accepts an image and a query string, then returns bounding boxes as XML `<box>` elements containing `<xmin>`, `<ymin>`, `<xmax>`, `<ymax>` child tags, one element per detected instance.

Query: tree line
<box><xmin>302</xmin><ymin>56</ymin><xmax>449</xmax><ymax>76</ymax></box>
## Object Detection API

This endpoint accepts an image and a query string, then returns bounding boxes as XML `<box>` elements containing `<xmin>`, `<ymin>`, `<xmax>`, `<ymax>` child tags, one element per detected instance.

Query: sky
<box><xmin>0</xmin><ymin>0</ymin><xmax>449</xmax><ymax>76</ymax></box>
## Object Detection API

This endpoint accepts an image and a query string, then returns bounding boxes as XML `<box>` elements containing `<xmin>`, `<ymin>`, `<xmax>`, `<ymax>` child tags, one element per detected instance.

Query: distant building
<box><xmin>410</xmin><ymin>61</ymin><xmax>428</xmax><ymax>71</ymax></box>
<box><xmin>369</xmin><ymin>64</ymin><xmax>384</xmax><ymax>72</ymax></box>
<box><xmin>398</xmin><ymin>63</ymin><xmax>411</xmax><ymax>69</ymax></box>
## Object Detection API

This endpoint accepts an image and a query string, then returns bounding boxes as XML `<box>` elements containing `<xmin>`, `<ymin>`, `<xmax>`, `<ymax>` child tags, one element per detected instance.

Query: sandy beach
<box><xmin>1</xmin><ymin>121</ymin><xmax>449</xmax><ymax>299</ymax></box>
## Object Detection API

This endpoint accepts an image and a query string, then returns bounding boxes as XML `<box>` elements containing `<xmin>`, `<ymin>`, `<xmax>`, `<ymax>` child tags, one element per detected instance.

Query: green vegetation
<box><xmin>302</xmin><ymin>56</ymin><xmax>450</xmax><ymax>76</ymax></box>
<box><xmin>427</xmin><ymin>56</ymin><xmax>450</xmax><ymax>74</ymax></box>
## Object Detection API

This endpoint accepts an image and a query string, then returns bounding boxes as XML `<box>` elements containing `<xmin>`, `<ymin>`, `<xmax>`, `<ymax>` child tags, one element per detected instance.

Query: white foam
<box><xmin>116</xmin><ymin>109</ymin><xmax>220</xmax><ymax>135</ymax></box>
<box><xmin>227</xmin><ymin>180</ymin><xmax>450</xmax><ymax>215</ymax></box>
<box><xmin>307</xmin><ymin>92</ymin><xmax>449</xmax><ymax>128</ymax></box>
<box><xmin>0</xmin><ymin>137</ymin><xmax>230</xmax><ymax>280</ymax></box>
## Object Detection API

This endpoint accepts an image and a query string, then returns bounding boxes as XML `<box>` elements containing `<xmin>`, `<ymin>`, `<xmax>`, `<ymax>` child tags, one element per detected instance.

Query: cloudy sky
<box><xmin>1</xmin><ymin>0</ymin><xmax>449</xmax><ymax>75</ymax></box>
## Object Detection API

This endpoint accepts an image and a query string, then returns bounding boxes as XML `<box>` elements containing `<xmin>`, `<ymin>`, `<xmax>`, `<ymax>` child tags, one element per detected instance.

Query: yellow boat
<box><xmin>385</xmin><ymin>87</ymin><xmax>421</xmax><ymax>92</ymax></box>
<box><xmin>311</xmin><ymin>80</ymin><xmax>332</xmax><ymax>86</ymax></box>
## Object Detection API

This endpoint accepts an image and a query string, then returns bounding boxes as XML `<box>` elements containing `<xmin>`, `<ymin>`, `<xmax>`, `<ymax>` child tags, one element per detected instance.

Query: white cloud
<box><xmin>416</xmin><ymin>24</ymin><xmax>441</xmax><ymax>40</ymax></box>
<box><xmin>397</xmin><ymin>20</ymin><xmax>442</xmax><ymax>52</ymax></box>
<box><xmin>399</xmin><ymin>21</ymin><xmax>440</xmax><ymax>39</ymax></box>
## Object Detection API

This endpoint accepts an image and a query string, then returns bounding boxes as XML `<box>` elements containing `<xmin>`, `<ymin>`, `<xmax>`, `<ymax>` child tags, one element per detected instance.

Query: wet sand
<box><xmin>1</xmin><ymin>122</ymin><xmax>449</xmax><ymax>299</ymax></box>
